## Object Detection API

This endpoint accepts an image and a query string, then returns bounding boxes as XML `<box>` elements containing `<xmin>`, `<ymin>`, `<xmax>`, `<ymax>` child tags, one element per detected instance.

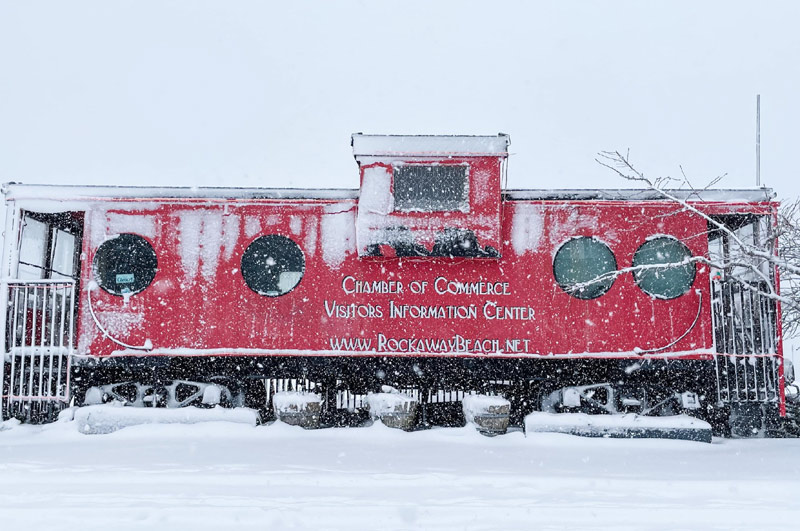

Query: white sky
<box><xmin>1</xmin><ymin>1</ymin><xmax>798</xmax><ymax>199</ymax></box>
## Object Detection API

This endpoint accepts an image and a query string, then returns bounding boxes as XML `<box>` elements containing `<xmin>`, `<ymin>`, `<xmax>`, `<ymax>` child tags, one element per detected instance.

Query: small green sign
<box><xmin>116</xmin><ymin>273</ymin><xmax>135</xmax><ymax>284</ymax></box>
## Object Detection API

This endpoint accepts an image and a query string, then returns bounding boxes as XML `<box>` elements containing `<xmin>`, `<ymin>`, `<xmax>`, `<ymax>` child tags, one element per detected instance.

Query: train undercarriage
<box><xmin>52</xmin><ymin>354</ymin><xmax>785</xmax><ymax>438</ymax></box>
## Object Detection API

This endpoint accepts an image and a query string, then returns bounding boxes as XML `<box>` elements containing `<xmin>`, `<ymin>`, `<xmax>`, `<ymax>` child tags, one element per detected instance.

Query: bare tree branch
<box><xmin>596</xmin><ymin>150</ymin><xmax>800</xmax><ymax>338</ymax></box>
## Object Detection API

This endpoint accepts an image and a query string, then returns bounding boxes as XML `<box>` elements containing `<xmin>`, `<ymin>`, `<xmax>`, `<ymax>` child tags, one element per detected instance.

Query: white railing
<box><xmin>1</xmin><ymin>279</ymin><xmax>75</xmax><ymax>421</ymax></box>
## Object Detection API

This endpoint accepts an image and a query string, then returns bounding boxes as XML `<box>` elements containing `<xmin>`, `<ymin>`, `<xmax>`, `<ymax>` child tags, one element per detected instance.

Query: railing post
<box><xmin>18</xmin><ymin>284</ymin><xmax>28</xmax><ymax>409</ymax></box>
<box><xmin>27</xmin><ymin>285</ymin><xmax>37</xmax><ymax>407</ymax></box>
<box><xmin>0</xmin><ymin>280</ymin><xmax>7</xmax><ymax>420</ymax></box>
<box><xmin>63</xmin><ymin>281</ymin><xmax>76</xmax><ymax>403</ymax></box>
<box><xmin>47</xmin><ymin>286</ymin><xmax>56</xmax><ymax>397</ymax></box>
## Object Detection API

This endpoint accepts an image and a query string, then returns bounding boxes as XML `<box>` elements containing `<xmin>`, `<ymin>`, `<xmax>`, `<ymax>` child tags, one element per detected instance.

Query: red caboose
<box><xmin>0</xmin><ymin>134</ymin><xmax>786</xmax><ymax>435</ymax></box>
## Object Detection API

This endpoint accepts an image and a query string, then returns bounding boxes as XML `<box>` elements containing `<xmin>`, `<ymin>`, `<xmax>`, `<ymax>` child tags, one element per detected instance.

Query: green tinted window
<box><xmin>553</xmin><ymin>237</ymin><xmax>617</xmax><ymax>299</ymax></box>
<box><xmin>633</xmin><ymin>237</ymin><xmax>695</xmax><ymax>299</ymax></box>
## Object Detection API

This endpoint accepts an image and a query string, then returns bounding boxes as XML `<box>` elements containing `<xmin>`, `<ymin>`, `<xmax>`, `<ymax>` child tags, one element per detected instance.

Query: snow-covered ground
<box><xmin>1</xmin><ymin>416</ymin><xmax>798</xmax><ymax>530</ymax></box>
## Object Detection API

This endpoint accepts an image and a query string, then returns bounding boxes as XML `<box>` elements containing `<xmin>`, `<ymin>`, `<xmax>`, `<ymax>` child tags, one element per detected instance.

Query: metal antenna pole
<box><xmin>756</xmin><ymin>94</ymin><xmax>761</xmax><ymax>187</ymax></box>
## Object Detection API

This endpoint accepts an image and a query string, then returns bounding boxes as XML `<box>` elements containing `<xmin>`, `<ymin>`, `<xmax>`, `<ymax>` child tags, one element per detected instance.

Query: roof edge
<box><xmin>504</xmin><ymin>188</ymin><xmax>776</xmax><ymax>202</ymax></box>
<box><xmin>2</xmin><ymin>183</ymin><xmax>359</xmax><ymax>201</ymax></box>
<box><xmin>3</xmin><ymin>183</ymin><xmax>776</xmax><ymax>204</ymax></box>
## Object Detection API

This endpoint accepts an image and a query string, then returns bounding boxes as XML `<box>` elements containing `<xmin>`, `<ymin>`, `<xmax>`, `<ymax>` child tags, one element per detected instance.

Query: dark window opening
<box><xmin>18</xmin><ymin>211</ymin><xmax>84</xmax><ymax>281</ymax></box>
<box><xmin>708</xmin><ymin>214</ymin><xmax>772</xmax><ymax>284</ymax></box>
<box><xmin>708</xmin><ymin>214</ymin><xmax>778</xmax><ymax>355</ymax></box>
<box><xmin>241</xmin><ymin>235</ymin><xmax>305</xmax><ymax>297</ymax></box>
<box><xmin>393</xmin><ymin>165</ymin><xmax>468</xmax><ymax>212</ymax></box>
<box><xmin>10</xmin><ymin>211</ymin><xmax>85</xmax><ymax>354</ymax></box>
<box><xmin>93</xmin><ymin>233</ymin><xmax>158</xmax><ymax>296</ymax></box>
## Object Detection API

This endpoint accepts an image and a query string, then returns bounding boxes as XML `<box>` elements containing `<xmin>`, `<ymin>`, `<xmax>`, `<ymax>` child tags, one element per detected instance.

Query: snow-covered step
<box><xmin>525</xmin><ymin>412</ymin><xmax>713</xmax><ymax>443</ymax></box>
<box><xmin>72</xmin><ymin>405</ymin><xmax>259</xmax><ymax>434</ymax></box>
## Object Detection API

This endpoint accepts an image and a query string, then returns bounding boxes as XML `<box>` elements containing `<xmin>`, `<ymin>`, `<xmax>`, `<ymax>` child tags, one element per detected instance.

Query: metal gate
<box><xmin>1</xmin><ymin>279</ymin><xmax>76</xmax><ymax>422</ymax></box>
<box><xmin>711</xmin><ymin>279</ymin><xmax>780</xmax><ymax>405</ymax></box>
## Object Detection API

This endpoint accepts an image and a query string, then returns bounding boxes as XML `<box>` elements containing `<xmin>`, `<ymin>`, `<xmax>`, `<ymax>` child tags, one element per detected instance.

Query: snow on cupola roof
<box><xmin>351</xmin><ymin>134</ymin><xmax>510</xmax><ymax>159</ymax></box>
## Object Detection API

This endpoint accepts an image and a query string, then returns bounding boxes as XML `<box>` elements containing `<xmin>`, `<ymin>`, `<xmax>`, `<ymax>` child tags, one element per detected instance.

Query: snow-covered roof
<box><xmin>351</xmin><ymin>134</ymin><xmax>510</xmax><ymax>157</ymax></box>
<box><xmin>2</xmin><ymin>183</ymin><xmax>359</xmax><ymax>202</ymax></box>
<box><xmin>2</xmin><ymin>183</ymin><xmax>775</xmax><ymax>204</ymax></box>
<box><xmin>504</xmin><ymin>188</ymin><xmax>776</xmax><ymax>202</ymax></box>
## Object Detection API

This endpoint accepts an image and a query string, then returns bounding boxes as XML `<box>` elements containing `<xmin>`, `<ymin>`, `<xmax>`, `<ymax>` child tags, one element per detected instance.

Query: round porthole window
<box><xmin>553</xmin><ymin>237</ymin><xmax>617</xmax><ymax>300</ymax></box>
<box><xmin>633</xmin><ymin>237</ymin><xmax>695</xmax><ymax>299</ymax></box>
<box><xmin>93</xmin><ymin>233</ymin><xmax>158</xmax><ymax>296</ymax></box>
<box><xmin>241</xmin><ymin>235</ymin><xmax>305</xmax><ymax>297</ymax></box>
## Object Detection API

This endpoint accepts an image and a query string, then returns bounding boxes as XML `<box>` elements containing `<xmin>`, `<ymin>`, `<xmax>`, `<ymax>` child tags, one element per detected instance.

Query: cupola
<box><xmin>351</xmin><ymin>134</ymin><xmax>509</xmax><ymax>259</ymax></box>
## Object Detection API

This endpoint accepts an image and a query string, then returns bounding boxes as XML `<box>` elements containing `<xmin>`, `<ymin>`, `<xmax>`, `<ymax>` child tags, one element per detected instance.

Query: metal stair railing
<box><xmin>1</xmin><ymin>279</ymin><xmax>75</xmax><ymax>422</ymax></box>
<box><xmin>712</xmin><ymin>279</ymin><xmax>780</xmax><ymax>405</ymax></box>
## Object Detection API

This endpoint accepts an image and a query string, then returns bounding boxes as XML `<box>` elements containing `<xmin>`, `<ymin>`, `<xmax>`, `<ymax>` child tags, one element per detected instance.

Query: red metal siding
<box><xmin>78</xmin><ymin>199</ymin><xmax>722</xmax><ymax>360</ymax></box>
